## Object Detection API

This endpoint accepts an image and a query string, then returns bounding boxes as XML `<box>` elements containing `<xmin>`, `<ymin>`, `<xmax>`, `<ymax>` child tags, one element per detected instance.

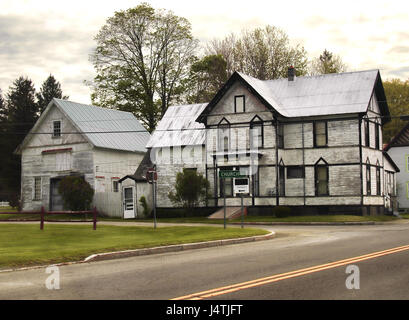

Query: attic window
<box><xmin>53</xmin><ymin>121</ymin><xmax>61</xmax><ymax>138</ymax></box>
<box><xmin>234</xmin><ymin>95</ymin><xmax>245</xmax><ymax>113</ymax></box>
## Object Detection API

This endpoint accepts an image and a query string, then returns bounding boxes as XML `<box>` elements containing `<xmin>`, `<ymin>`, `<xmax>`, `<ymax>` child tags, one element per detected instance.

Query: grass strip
<box><xmin>0</xmin><ymin>224</ymin><xmax>268</xmax><ymax>268</ymax></box>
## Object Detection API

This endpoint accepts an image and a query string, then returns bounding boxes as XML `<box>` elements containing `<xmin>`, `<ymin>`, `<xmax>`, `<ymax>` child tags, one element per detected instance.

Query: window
<box><xmin>250</xmin><ymin>120</ymin><xmax>263</xmax><ymax>149</ymax></box>
<box><xmin>53</xmin><ymin>120</ymin><xmax>61</xmax><ymax>138</ymax></box>
<box><xmin>112</xmin><ymin>180</ymin><xmax>119</xmax><ymax>193</ymax></box>
<box><xmin>287</xmin><ymin>166</ymin><xmax>305</xmax><ymax>179</ymax></box>
<box><xmin>234</xmin><ymin>95</ymin><xmax>245</xmax><ymax>113</ymax></box>
<box><xmin>376</xmin><ymin>166</ymin><xmax>381</xmax><ymax>196</ymax></box>
<box><xmin>277</xmin><ymin>124</ymin><xmax>284</xmax><ymax>148</ymax></box>
<box><xmin>314</xmin><ymin>121</ymin><xmax>327</xmax><ymax>147</ymax></box>
<box><xmin>218</xmin><ymin>124</ymin><xmax>230</xmax><ymax>152</ymax></box>
<box><xmin>279</xmin><ymin>165</ymin><xmax>285</xmax><ymax>196</ymax></box>
<box><xmin>253</xmin><ymin>169</ymin><xmax>259</xmax><ymax>197</ymax></box>
<box><xmin>315</xmin><ymin>165</ymin><xmax>329</xmax><ymax>196</ymax></box>
<box><xmin>33</xmin><ymin>177</ymin><xmax>41</xmax><ymax>200</ymax></box>
<box><xmin>365</xmin><ymin>119</ymin><xmax>370</xmax><ymax>147</ymax></box>
<box><xmin>366</xmin><ymin>164</ymin><xmax>371</xmax><ymax>195</ymax></box>
<box><xmin>375</xmin><ymin>123</ymin><xmax>380</xmax><ymax>150</ymax></box>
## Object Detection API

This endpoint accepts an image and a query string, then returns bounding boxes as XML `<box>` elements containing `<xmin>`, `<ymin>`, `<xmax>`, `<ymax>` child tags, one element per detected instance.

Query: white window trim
<box><xmin>52</xmin><ymin>120</ymin><xmax>62</xmax><ymax>138</ymax></box>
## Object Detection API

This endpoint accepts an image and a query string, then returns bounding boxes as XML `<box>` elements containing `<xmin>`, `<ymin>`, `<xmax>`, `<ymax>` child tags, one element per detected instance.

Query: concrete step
<box><xmin>208</xmin><ymin>206</ymin><xmax>247</xmax><ymax>220</ymax></box>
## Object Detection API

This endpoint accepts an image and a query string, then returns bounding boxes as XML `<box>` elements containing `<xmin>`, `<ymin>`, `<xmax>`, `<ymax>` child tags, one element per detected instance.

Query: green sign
<box><xmin>219</xmin><ymin>170</ymin><xmax>245</xmax><ymax>178</ymax></box>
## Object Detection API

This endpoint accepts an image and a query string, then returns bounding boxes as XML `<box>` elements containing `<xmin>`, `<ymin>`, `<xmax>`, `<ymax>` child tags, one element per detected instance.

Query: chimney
<box><xmin>288</xmin><ymin>66</ymin><xmax>295</xmax><ymax>81</ymax></box>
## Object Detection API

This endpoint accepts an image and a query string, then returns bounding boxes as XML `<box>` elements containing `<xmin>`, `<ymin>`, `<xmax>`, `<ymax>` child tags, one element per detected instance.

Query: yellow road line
<box><xmin>172</xmin><ymin>244</ymin><xmax>409</xmax><ymax>300</ymax></box>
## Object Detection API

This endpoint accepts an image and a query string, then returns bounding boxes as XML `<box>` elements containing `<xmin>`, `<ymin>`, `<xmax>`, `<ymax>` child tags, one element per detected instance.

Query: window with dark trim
<box><xmin>250</xmin><ymin>117</ymin><xmax>263</xmax><ymax>149</ymax></box>
<box><xmin>234</xmin><ymin>95</ymin><xmax>245</xmax><ymax>113</ymax></box>
<box><xmin>315</xmin><ymin>164</ymin><xmax>329</xmax><ymax>196</ymax></box>
<box><xmin>33</xmin><ymin>177</ymin><xmax>41</xmax><ymax>200</ymax></box>
<box><xmin>375</xmin><ymin>123</ymin><xmax>380</xmax><ymax>150</ymax></box>
<box><xmin>365</xmin><ymin>119</ymin><xmax>370</xmax><ymax>147</ymax></box>
<box><xmin>314</xmin><ymin>121</ymin><xmax>327</xmax><ymax>147</ymax></box>
<box><xmin>253</xmin><ymin>169</ymin><xmax>259</xmax><ymax>196</ymax></box>
<box><xmin>112</xmin><ymin>180</ymin><xmax>119</xmax><ymax>193</ymax></box>
<box><xmin>277</xmin><ymin>123</ymin><xmax>284</xmax><ymax>148</ymax></box>
<box><xmin>287</xmin><ymin>166</ymin><xmax>305</xmax><ymax>179</ymax></box>
<box><xmin>366</xmin><ymin>163</ymin><xmax>371</xmax><ymax>195</ymax></box>
<box><xmin>53</xmin><ymin>120</ymin><xmax>61</xmax><ymax>138</ymax></box>
<box><xmin>279</xmin><ymin>165</ymin><xmax>285</xmax><ymax>196</ymax></box>
<box><xmin>376</xmin><ymin>166</ymin><xmax>381</xmax><ymax>195</ymax></box>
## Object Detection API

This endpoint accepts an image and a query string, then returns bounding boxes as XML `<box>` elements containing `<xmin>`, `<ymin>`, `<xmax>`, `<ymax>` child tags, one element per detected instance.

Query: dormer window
<box><xmin>53</xmin><ymin>120</ymin><xmax>61</xmax><ymax>138</ymax></box>
<box><xmin>234</xmin><ymin>95</ymin><xmax>245</xmax><ymax>113</ymax></box>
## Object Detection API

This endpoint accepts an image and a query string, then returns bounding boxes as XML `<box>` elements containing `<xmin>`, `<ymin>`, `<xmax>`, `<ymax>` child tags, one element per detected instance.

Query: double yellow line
<box><xmin>172</xmin><ymin>244</ymin><xmax>409</xmax><ymax>300</ymax></box>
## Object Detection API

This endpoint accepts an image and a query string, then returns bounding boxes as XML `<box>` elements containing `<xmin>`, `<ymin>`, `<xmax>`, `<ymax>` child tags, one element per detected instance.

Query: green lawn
<box><xmin>0</xmin><ymin>224</ymin><xmax>268</xmax><ymax>268</ymax></box>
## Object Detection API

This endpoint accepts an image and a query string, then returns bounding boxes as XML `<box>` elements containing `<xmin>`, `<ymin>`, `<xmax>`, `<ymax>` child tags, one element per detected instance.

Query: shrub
<box><xmin>272</xmin><ymin>206</ymin><xmax>291</xmax><ymax>218</ymax></box>
<box><xmin>139</xmin><ymin>196</ymin><xmax>150</xmax><ymax>217</ymax></box>
<box><xmin>7</xmin><ymin>193</ymin><xmax>21</xmax><ymax>211</ymax></box>
<box><xmin>168</xmin><ymin>169</ymin><xmax>210</xmax><ymax>215</ymax></box>
<box><xmin>58</xmin><ymin>176</ymin><xmax>94</xmax><ymax>211</ymax></box>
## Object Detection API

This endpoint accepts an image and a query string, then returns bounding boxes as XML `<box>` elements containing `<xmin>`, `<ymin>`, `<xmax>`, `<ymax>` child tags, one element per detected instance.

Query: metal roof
<box><xmin>237</xmin><ymin>69</ymin><xmax>380</xmax><ymax>118</ymax></box>
<box><xmin>146</xmin><ymin>103</ymin><xmax>207</xmax><ymax>148</ymax></box>
<box><xmin>54</xmin><ymin>98</ymin><xmax>150</xmax><ymax>152</ymax></box>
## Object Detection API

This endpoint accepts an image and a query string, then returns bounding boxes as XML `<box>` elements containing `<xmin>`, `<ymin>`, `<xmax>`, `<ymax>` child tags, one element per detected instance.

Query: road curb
<box><xmin>83</xmin><ymin>231</ymin><xmax>275</xmax><ymax>263</ymax></box>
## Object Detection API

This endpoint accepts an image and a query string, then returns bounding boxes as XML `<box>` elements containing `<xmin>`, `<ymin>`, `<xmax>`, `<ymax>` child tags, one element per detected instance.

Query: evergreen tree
<box><xmin>2</xmin><ymin>77</ymin><xmax>39</xmax><ymax>202</ymax></box>
<box><xmin>36</xmin><ymin>74</ymin><xmax>68</xmax><ymax>114</ymax></box>
<box><xmin>309</xmin><ymin>49</ymin><xmax>347</xmax><ymax>75</ymax></box>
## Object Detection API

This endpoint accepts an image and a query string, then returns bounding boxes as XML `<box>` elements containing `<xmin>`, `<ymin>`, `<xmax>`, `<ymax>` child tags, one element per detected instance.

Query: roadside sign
<box><xmin>219</xmin><ymin>170</ymin><xmax>245</xmax><ymax>178</ymax></box>
<box><xmin>146</xmin><ymin>168</ymin><xmax>157</xmax><ymax>183</ymax></box>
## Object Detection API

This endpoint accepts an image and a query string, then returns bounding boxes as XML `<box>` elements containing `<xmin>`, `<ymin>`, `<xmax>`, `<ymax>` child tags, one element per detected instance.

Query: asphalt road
<box><xmin>0</xmin><ymin>220</ymin><xmax>408</xmax><ymax>300</ymax></box>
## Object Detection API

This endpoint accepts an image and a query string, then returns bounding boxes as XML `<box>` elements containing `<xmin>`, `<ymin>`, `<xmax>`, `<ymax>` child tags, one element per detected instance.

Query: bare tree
<box><xmin>206</xmin><ymin>25</ymin><xmax>309</xmax><ymax>80</ymax></box>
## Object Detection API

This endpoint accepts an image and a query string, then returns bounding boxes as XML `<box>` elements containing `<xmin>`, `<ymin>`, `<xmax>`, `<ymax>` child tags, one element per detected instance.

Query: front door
<box><xmin>123</xmin><ymin>187</ymin><xmax>136</xmax><ymax>219</ymax></box>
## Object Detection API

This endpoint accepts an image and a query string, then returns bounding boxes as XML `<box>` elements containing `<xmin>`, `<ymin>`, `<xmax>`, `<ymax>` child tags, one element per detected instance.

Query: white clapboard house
<box><xmin>147</xmin><ymin>68</ymin><xmax>398</xmax><ymax>215</ymax></box>
<box><xmin>384</xmin><ymin>123</ymin><xmax>409</xmax><ymax>211</ymax></box>
<box><xmin>16</xmin><ymin>98</ymin><xmax>150</xmax><ymax>216</ymax></box>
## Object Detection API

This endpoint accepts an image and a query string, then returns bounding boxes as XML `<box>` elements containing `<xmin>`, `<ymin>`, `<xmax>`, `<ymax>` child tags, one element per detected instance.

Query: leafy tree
<box><xmin>309</xmin><ymin>49</ymin><xmax>347</xmax><ymax>75</ymax></box>
<box><xmin>187</xmin><ymin>54</ymin><xmax>228</xmax><ymax>103</ymax></box>
<box><xmin>90</xmin><ymin>3</ymin><xmax>197</xmax><ymax>132</ymax></box>
<box><xmin>58</xmin><ymin>176</ymin><xmax>94</xmax><ymax>211</ymax></box>
<box><xmin>206</xmin><ymin>25</ymin><xmax>309</xmax><ymax>80</ymax></box>
<box><xmin>36</xmin><ymin>75</ymin><xmax>68</xmax><ymax>114</ymax></box>
<box><xmin>383</xmin><ymin>79</ymin><xmax>409</xmax><ymax>143</ymax></box>
<box><xmin>168</xmin><ymin>169</ymin><xmax>210</xmax><ymax>211</ymax></box>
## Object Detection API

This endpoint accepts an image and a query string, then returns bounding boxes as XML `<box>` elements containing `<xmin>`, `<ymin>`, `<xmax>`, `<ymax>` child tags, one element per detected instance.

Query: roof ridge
<box><xmin>53</xmin><ymin>98</ymin><xmax>135</xmax><ymax>117</ymax></box>
<box><xmin>237</xmin><ymin>69</ymin><xmax>380</xmax><ymax>83</ymax></box>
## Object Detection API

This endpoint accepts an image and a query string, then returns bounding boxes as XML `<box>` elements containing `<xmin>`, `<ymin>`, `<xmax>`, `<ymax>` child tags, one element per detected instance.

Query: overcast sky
<box><xmin>0</xmin><ymin>0</ymin><xmax>408</xmax><ymax>104</ymax></box>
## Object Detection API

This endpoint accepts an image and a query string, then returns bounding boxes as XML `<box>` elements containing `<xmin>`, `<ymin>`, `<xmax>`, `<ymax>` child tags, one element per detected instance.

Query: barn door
<box><xmin>50</xmin><ymin>178</ymin><xmax>64</xmax><ymax>211</ymax></box>
<box><xmin>123</xmin><ymin>186</ymin><xmax>136</xmax><ymax>219</ymax></box>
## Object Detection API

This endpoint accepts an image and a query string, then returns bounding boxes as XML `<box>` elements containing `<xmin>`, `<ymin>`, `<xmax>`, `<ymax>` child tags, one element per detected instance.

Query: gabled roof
<box><xmin>18</xmin><ymin>98</ymin><xmax>150</xmax><ymax>153</ymax></box>
<box><xmin>146</xmin><ymin>103</ymin><xmax>207</xmax><ymax>148</ymax></box>
<box><xmin>383</xmin><ymin>151</ymin><xmax>400</xmax><ymax>172</ymax></box>
<box><xmin>383</xmin><ymin>122</ymin><xmax>409</xmax><ymax>151</ymax></box>
<box><xmin>119</xmin><ymin>151</ymin><xmax>153</xmax><ymax>182</ymax></box>
<box><xmin>197</xmin><ymin>69</ymin><xmax>390</xmax><ymax>124</ymax></box>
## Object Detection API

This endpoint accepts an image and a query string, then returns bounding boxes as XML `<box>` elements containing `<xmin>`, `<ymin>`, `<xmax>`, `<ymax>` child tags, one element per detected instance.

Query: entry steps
<box><xmin>208</xmin><ymin>206</ymin><xmax>248</xmax><ymax>220</ymax></box>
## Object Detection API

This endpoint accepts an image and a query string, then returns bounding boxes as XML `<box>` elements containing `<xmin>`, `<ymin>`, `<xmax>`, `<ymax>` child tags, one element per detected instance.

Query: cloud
<box><xmin>0</xmin><ymin>13</ymin><xmax>96</xmax><ymax>103</ymax></box>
